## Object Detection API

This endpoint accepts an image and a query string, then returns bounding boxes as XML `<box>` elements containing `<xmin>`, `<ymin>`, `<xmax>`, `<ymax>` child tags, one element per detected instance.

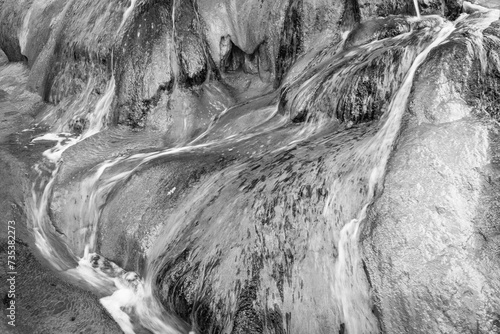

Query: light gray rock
<box><xmin>362</xmin><ymin>15</ymin><xmax>500</xmax><ymax>334</ymax></box>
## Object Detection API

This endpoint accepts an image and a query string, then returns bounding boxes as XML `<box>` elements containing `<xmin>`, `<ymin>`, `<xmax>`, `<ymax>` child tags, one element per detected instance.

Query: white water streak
<box><xmin>413</xmin><ymin>0</ymin><xmax>421</xmax><ymax>19</ymax></box>
<box><xmin>19</xmin><ymin>7</ymin><xmax>33</xmax><ymax>55</ymax></box>
<box><xmin>82</xmin><ymin>77</ymin><xmax>115</xmax><ymax>139</ymax></box>
<box><xmin>29</xmin><ymin>76</ymin><xmax>115</xmax><ymax>268</ymax></box>
<box><xmin>119</xmin><ymin>0</ymin><xmax>137</xmax><ymax>32</ymax></box>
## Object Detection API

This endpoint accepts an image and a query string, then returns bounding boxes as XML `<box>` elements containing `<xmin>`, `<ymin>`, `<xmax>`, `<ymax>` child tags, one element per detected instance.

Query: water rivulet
<box><xmin>1</xmin><ymin>1</ymin><xmax>500</xmax><ymax>333</ymax></box>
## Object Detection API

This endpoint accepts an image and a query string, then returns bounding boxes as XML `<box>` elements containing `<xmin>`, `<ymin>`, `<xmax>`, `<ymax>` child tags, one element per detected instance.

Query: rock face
<box><xmin>361</xmin><ymin>15</ymin><xmax>500</xmax><ymax>334</ymax></box>
<box><xmin>114</xmin><ymin>0</ymin><xmax>209</xmax><ymax>127</ymax></box>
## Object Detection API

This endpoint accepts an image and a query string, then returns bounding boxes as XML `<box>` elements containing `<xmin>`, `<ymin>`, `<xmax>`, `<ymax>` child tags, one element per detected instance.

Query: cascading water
<box><xmin>20</xmin><ymin>4</ymin><xmax>499</xmax><ymax>334</ymax></box>
<box><xmin>119</xmin><ymin>0</ymin><xmax>138</xmax><ymax>32</ymax></box>
<box><xmin>82</xmin><ymin>78</ymin><xmax>116</xmax><ymax>140</ymax></box>
<box><xmin>27</xmin><ymin>0</ymin><xmax>139</xmax><ymax>269</ymax></box>
<box><xmin>28</xmin><ymin>74</ymin><xmax>115</xmax><ymax>268</ymax></box>
<box><xmin>413</xmin><ymin>0</ymin><xmax>421</xmax><ymax>19</ymax></box>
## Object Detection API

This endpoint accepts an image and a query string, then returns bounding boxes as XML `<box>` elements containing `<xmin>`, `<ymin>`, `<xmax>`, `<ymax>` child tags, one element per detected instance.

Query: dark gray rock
<box><xmin>114</xmin><ymin>0</ymin><xmax>211</xmax><ymax>128</ymax></box>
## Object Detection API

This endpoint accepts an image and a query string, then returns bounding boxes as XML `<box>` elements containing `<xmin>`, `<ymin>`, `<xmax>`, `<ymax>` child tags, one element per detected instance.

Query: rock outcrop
<box><xmin>362</xmin><ymin>12</ymin><xmax>500</xmax><ymax>334</ymax></box>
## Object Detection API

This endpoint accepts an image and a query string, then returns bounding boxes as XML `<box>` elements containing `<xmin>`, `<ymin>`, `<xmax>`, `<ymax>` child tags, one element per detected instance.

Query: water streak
<box><xmin>119</xmin><ymin>0</ymin><xmax>137</xmax><ymax>32</ymax></box>
<box><xmin>413</xmin><ymin>0</ymin><xmax>421</xmax><ymax>19</ymax></box>
<box><xmin>18</xmin><ymin>7</ymin><xmax>33</xmax><ymax>55</ymax></box>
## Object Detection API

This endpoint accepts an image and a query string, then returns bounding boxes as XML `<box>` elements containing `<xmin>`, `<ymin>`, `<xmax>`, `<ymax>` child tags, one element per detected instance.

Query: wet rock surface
<box><xmin>362</xmin><ymin>14</ymin><xmax>500</xmax><ymax>334</ymax></box>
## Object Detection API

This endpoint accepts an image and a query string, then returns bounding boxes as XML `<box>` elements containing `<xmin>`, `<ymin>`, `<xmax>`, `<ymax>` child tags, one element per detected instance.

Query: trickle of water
<box><xmin>119</xmin><ymin>0</ymin><xmax>137</xmax><ymax>32</ymax></box>
<box><xmin>82</xmin><ymin>77</ymin><xmax>115</xmax><ymax>139</ymax></box>
<box><xmin>18</xmin><ymin>7</ymin><xmax>32</xmax><ymax>55</ymax></box>
<box><xmin>413</xmin><ymin>0</ymin><xmax>421</xmax><ymax>19</ymax></box>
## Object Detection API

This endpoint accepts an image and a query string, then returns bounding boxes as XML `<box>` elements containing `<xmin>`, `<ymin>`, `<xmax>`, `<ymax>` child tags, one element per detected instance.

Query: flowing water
<box><xmin>413</xmin><ymin>0</ymin><xmax>421</xmax><ymax>19</ymax></box>
<box><xmin>119</xmin><ymin>0</ymin><xmax>138</xmax><ymax>32</ymax></box>
<box><xmin>20</xmin><ymin>7</ymin><xmax>497</xmax><ymax>334</ymax></box>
